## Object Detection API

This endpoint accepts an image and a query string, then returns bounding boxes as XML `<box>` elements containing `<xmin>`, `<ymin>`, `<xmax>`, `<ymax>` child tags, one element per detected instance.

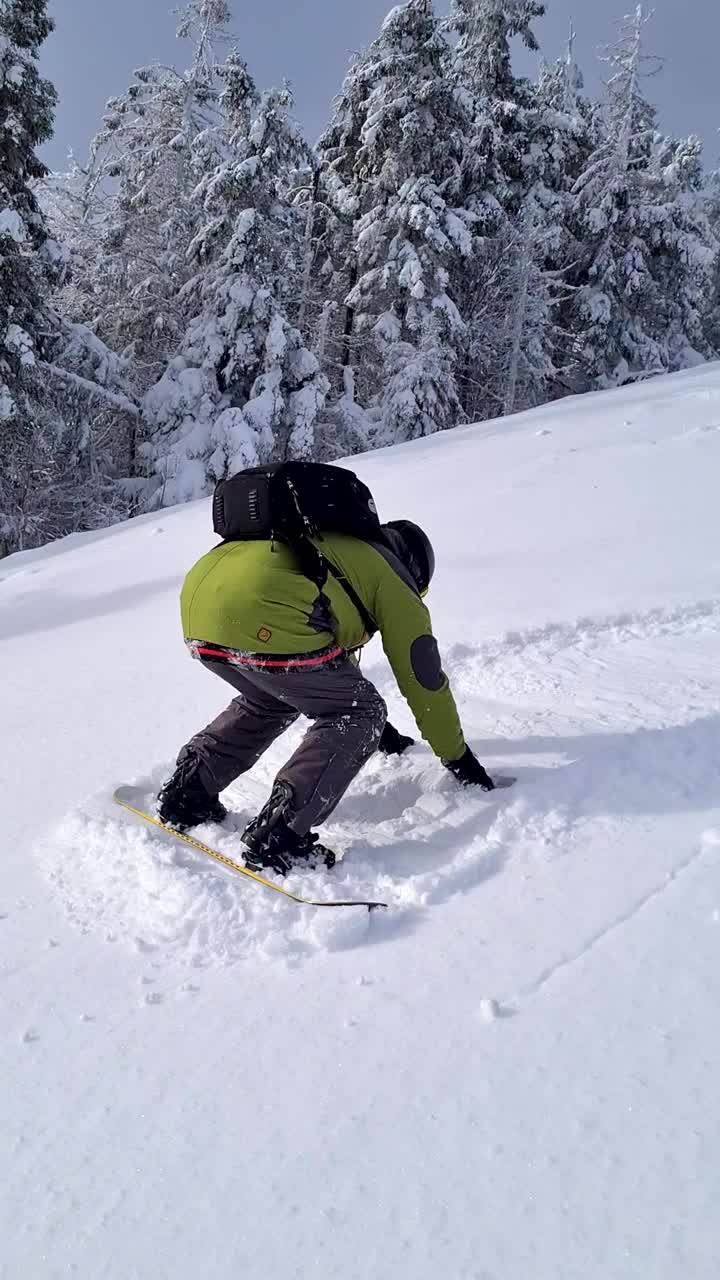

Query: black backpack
<box><xmin>212</xmin><ymin>462</ymin><xmax>385</xmax><ymax>634</ymax></box>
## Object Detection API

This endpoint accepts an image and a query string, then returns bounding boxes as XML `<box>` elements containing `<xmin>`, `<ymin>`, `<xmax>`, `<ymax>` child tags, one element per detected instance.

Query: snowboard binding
<box><xmin>157</xmin><ymin>755</ymin><xmax>228</xmax><ymax>830</ymax></box>
<box><xmin>242</xmin><ymin>781</ymin><xmax>336</xmax><ymax>877</ymax></box>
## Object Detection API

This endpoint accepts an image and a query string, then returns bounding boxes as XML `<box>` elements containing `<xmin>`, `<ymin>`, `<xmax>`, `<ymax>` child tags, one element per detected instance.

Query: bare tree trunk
<box><xmin>504</xmin><ymin>227</ymin><xmax>531</xmax><ymax>417</ymax></box>
<box><xmin>341</xmin><ymin>258</ymin><xmax>358</xmax><ymax>369</ymax></box>
<box><xmin>128</xmin><ymin>415</ymin><xmax>139</xmax><ymax>483</ymax></box>
<box><xmin>297</xmin><ymin>167</ymin><xmax>321</xmax><ymax>334</ymax></box>
<box><xmin>315</xmin><ymin>299</ymin><xmax>336</xmax><ymax>364</ymax></box>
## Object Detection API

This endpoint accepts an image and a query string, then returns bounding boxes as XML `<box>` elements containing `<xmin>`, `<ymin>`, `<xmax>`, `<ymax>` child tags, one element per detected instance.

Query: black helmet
<box><xmin>383</xmin><ymin>520</ymin><xmax>436</xmax><ymax>596</ymax></box>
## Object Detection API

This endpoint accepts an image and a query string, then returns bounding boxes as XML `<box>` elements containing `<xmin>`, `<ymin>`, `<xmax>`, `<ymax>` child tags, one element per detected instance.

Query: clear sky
<box><xmin>40</xmin><ymin>0</ymin><xmax>719</xmax><ymax>173</ymax></box>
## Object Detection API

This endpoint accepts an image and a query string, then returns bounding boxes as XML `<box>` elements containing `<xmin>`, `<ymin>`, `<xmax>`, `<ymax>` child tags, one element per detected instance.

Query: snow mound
<box><xmin>35</xmin><ymin>757</ymin><xmax>523</xmax><ymax>968</ymax></box>
<box><xmin>35</xmin><ymin>583</ymin><xmax>720</xmax><ymax>970</ymax></box>
<box><xmin>36</xmin><ymin>785</ymin><xmax>373</xmax><ymax>968</ymax></box>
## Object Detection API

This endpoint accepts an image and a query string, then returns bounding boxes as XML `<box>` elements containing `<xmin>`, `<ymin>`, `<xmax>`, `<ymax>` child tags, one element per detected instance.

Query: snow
<box><xmin>374</xmin><ymin>309</ymin><xmax>402</xmax><ymax>345</ymax></box>
<box><xmin>381</xmin><ymin>5</ymin><xmax>407</xmax><ymax>32</ymax></box>
<box><xmin>5</xmin><ymin>324</ymin><xmax>35</xmax><ymax>367</ymax></box>
<box><xmin>0</xmin><ymin>207</ymin><xmax>26</xmax><ymax>242</ymax></box>
<box><xmin>2</xmin><ymin>364</ymin><xmax>720</xmax><ymax>1277</ymax></box>
<box><xmin>0</xmin><ymin>380</ymin><xmax>14</xmax><ymax>422</ymax></box>
<box><xmin>41</xmin><ymin>235</ymin><xmax>71</xmax><ymax>269</ymax></box>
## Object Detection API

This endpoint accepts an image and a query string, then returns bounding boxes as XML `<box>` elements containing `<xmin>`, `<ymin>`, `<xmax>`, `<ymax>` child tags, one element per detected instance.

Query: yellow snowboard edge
<box><xmin>113</xmin><ymin>786</ymin><xmax>388</xmax><ymax>912</ymax></box>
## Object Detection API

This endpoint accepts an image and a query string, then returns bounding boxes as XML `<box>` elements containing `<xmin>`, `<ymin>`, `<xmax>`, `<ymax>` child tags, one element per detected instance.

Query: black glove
<box><xmin>443</xmin><ymin>747</ymin><xmax>495</xmax><ymax>791</ymax></box>
<box><xmin>378</xmin><ymin>722</ymin><xmax>415</xmax><ymax>756</ymax></box>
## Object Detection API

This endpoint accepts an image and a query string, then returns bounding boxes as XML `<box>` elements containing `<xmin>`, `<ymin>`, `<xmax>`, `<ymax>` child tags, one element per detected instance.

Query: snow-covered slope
<box><xmin>2</xmin><ymin>366</ymin><xmax>719</xmax><ymax>1279</ymax></box>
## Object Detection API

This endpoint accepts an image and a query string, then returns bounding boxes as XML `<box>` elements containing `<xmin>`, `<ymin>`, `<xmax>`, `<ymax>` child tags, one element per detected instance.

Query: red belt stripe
<box><xmin>192</xmin><ymin>644</ymin><xmax>344</xmax><ymax>669</ymax></box>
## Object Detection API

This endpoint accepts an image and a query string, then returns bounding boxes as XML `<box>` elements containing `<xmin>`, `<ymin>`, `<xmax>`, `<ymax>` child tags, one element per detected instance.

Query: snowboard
<box><xmin>113</xmin><ymin>786</ymin><xmax>388</xmax><ymax>912</ymax></box>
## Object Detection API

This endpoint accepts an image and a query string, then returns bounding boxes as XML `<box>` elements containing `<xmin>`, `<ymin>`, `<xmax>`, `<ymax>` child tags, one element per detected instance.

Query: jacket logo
<box><xmin>257</xmin><ymin>627</ymin><xmax>272</xmax><ymax>644</ymax></box>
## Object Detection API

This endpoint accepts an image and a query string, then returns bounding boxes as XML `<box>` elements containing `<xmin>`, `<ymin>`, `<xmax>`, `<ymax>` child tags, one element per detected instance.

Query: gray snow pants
<box><xmin>179</xmin><ymin>653</ymin><xmax>387</xmax><ymax>835</ymax></box>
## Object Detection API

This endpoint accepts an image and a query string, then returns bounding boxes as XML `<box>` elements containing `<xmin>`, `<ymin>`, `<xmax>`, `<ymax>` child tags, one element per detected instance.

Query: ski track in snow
<box><xmin>36</xmin><ymin>591</ymin><xmax>720</xmax><ymax>975</ymax></box>
<box><xmin>448</xmin><ymin>595</ymin><xmax>720</xmax><ymax>681</ymax></box>
<box><xmin>508</xmin><ymin>827</ymin><xmax>720</xmax><ymax>1009</ymax></box>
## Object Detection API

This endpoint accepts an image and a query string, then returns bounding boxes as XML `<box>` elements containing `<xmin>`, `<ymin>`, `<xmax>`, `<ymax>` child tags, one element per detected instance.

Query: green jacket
<box><xmin>181</xmin><ymin>534</ymin><xmax>465</xmax><ymax>761</ymax></box>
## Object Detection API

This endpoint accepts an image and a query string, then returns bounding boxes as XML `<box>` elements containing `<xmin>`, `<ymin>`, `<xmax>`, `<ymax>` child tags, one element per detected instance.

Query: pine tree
<box><xmin>0</xmin><ymin>0</ymin><xmax>143</xmax><ymax>555</ymax></box>
<box><xmin>317</xmin><ymin>0</ymin><xmax>473</xmax><ymax>441</ymax></box>
<box><xmin>379</xmin><ymin>319</ymin><xmax>462</xmax><ymax>446</ymax></box>
<box><xmin>704</xmin><ymin>168</ymin><xmax>720</xmax><ymax>356</ymax></box>
<box><xmin>34</xmin><ymin>2</ymin><xmax>244</xmax><ymax>510</ymax></box>
<box><xmin>74</xmin><ymin>2</ymin><xmax>234</xmax><ymax>396</ymax></box>
<box><xmin>535</xmin><ymin>27</ymin><xmax>601</xmax><ymax>208</ymax></box>
<box><xmin>0</xmin><ymin>2</ymin><xmax>76</xmax><ymax>551</ymax></box>
<box><xmin>447</xmin><ymin>0</ymin><xmax>545</xmax><ymax>217</ymax></box>
<box><xmin>311</xmin><ymin>120</ymin><xmax>371</xmax><ymax>452</ymax></box>
<box><xmin>445</xmin><ymin>0</ymin><xmax>562</xmax><ymax>419</ymax></box>
<box><xmin>143</xmin><ymin>68</ymin><xmax>328</xmax><ymax>504</ymax></box>
<box><xmin>530</xmin><ymin>28</ymin><xmax>602</xmax><ymax>397</ymax></box>
<box><xmin>568</xmin><ymin>5</ymin><xmax>717</xmax><ymax>388</ymax></box>
<box><xmin>646</xmin><ymin>131</ymin><xmax>718</xmax><ymax>370</ymax></box>
<box><xmin>450</xmin><ymin>0</ymin><xmax>543</xmax><ymax>93</ymax></box>
<box><xmin>35</xmin><ymin>162</ymin><xmax>98</xmax><ymax>329</ymax></box>
<box><xmin>0</xmin><ymin>0</ymin><xmax>57</xmax><ymax>544</ymax></box>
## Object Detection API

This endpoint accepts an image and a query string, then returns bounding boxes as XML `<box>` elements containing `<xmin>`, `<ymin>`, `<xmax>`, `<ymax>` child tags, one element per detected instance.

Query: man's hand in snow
<box><xmin>378</xmin><ymin>722</ymin><xmax>415</xmax><ymax>756</ymax></box>
<box><xmin>443</xmin><ymin>747</ymin><xmax>495</xmax><ymax>791</ymax></box>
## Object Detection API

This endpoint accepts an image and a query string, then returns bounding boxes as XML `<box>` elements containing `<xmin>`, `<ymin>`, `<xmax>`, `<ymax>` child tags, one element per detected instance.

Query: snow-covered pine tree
<box><xmin>317</xmin><ymin>0</ymin><xmax>474</xmax><ymax>443</ymax></box>
<box><xmin>379</xmin><ymin>317</ymin><xmax>463</xmax><ymax>446</ymax></box>
<box><xmin>534</xmin><ymin>27</ymin><xmax>601</xmax><ymax>221</ymax></box>
<box><xmin>315</xmin><ymin>40</ymin><xmax>370</xmax><ymax>391</ymax></box>
<box><xmin>1</xmin><ymin>0</ymin><xmax>136</xmax><ymax>553</ymax></box>
<box><xmin>645</xmin><ymin>130</ymin><xmax>718</xmax><ymax>371</ymax></box>
<box><xmin>531</xmin><ymin>27</ymin><xmax>603</xmax><ymax>397</ymax></box>
<box><xmin>447</xmin><ymin>0</ymin><xmax>545</xmax><ymax>216</ymax></box>
<box><xmin>704</xmin><ymin>168</ymin><xmax>720</xmax><ymax>356</ymax></box>
<box><xmin>67</xmin><ymin>2</ymin><xmax>234</xmax><ymax>398</ymax></box>
<box><xmin>143</xmin><ymin>65</ymin><xmax>328</xmax><ymax>504</ymax></box>
<box><xmin>568</xmin><ymin>5</ymin><xmax>717</xmax><ymax>388</ymax></box>
<box><xmin>0</xmin><ymin>0</ymin><xmax>58</xmax><ymax>553</ymax></box>
<box><xmin>312</xmin><ymin>104</ymin><xmax>371</xmax><ymax>453</ymax></box>
<box><xmin>35</xmin><ymin>2</ymin><xmax>248</xmax><ymax>508</ymax></box>
<box><xmin>445</xmin><ymin>0</ymin><xmax>562</xmax><ymax>419</ymax></box>
<box><xmin>278</xmin><ymin>147</ymin><xmax>366</xmax><ymax>459</ymax></box>
<box><xmin>35</xmin><ymin>162</ymin><xmax>99</xmax><ymax>329</ymax></box>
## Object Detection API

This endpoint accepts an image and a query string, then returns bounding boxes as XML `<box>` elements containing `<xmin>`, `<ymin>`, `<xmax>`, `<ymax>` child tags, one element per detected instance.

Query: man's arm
<box><xmin>371</xmin><ymin>559</ymin><xmax>465</xmax><ymax>762</ymax></box>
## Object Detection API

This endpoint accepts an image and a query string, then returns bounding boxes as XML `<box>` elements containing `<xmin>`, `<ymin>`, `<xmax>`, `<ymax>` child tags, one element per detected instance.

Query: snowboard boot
<box><xmin>157</xmin><ymin>756</ymin><xmax>228</xmax><ymax>831</ymax></box>
<box><xmin>242</xmin><ymin>781</ymin><xmax>336</xmax><ymax>876</ymax></box>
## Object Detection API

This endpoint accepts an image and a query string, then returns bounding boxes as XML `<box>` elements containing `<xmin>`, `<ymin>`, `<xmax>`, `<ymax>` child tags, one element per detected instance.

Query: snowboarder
<box><xmin>158</xmin><ymin>517</ymin><xmax>496</xmax><ymax>874</ymax></box>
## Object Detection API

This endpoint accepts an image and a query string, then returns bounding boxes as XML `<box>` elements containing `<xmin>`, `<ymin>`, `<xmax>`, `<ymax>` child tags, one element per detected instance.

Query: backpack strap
<box><xmin>280</xmin><ymin>473</ymin><xmax>331</xmax><ymax>595</ymax></box>
<box><xmin>280</xmin><ymin>472</ymin><xmax>377</xmax><ymax>638</ymax></box>
<box><xmin>293</xmin><ymin>534</ymin><xmax>330</xmax><ymax>593</ymax></box>
<box><xmin>325</xmin><ymin>560</ymin><xmax>376</xmax><ymax>638</ymax></box>
<box><xmin>293</xmin><ymin>540</ymin><xmax>375</xmax><ymax>641</ymax></box>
